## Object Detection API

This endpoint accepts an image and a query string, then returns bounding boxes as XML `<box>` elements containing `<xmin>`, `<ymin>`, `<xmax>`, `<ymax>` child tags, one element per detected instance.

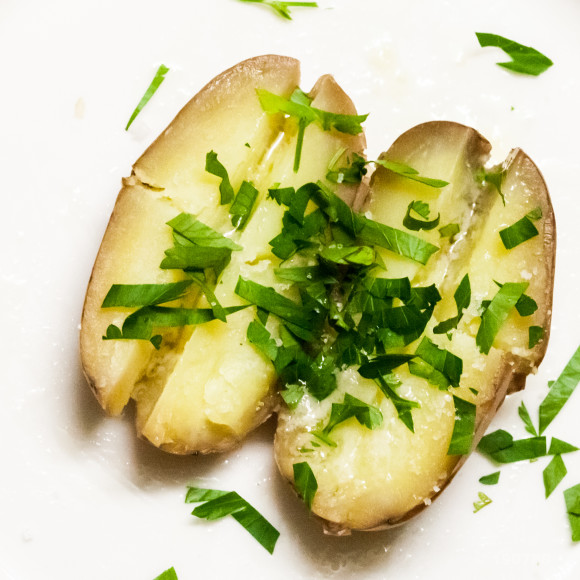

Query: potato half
<box><xmin>80</xmin><ymin>56</ymin><xmax>365</xmax><ymax>453</ymax></box>
<box><xmin>274</xmin><ymin>121</ymin><xmax>555</xmax><ymax>533</ymax></box>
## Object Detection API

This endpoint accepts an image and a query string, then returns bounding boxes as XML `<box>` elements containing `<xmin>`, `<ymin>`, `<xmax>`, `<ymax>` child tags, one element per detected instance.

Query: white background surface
<box><xmin>2</xmin><ymin>1</ymin><xmax>580</xmax><ymax>579</ymax></box>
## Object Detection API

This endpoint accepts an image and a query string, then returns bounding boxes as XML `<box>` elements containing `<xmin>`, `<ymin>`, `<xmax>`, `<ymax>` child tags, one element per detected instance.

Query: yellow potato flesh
<box><xmin>274</xmin><ymin>122</ymin><xmax>554</xmax><ymax>531</ymax></box>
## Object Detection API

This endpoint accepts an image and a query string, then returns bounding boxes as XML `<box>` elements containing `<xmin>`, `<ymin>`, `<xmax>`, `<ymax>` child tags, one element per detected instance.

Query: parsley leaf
<box><xmin>478</xmin><ymin>430</ymin><xmax>547</xmax><ymax>463</ymax></box>
<box><xmin>101</xmin><ymin>280</ymin><xmax>193</xmax><ymax>308</ymax></box>
<box><xmin>293</xmin><ymin>462</ymin><xmax>318</xmax><ymax>509</ymax></box>
<box><xmin>438</xmin><ymin>223</ymin><xmax>460</xmax><ymax>239</ymax></box>
<box><xmin>375</xmin><ymin>375</ymin><xmax>419</xmax><ymax>432</ymax></box>
<box><xmin>447</xmin><ymin>396</ymin><xmax>476</xmax><ymax>455</ymax></box>
<box><xmin>160</xmin><ymin>245</ymin><xmax>233</xmax><ymax>271</ymax></box>
<box><xmin>479</xmin><ymin>471</ymin><xmax>500</xmax><ymax>485</ymax></box>
<box><xmin>205</xmin><ymin>151</ymin><xmax>235</xmax><ymax>204</ymax></box>
<box><xmin>186</xmin><ymin>487</ymin><xmax>280</xmax><ymax>554</ymax></box>
<box><xmin>544</xmin><ymin>455</ymin><xmax>567</xmax><ymax>498</ymax></box>
<box><xmin>125</xmin><ymin>64</ymin><xmax>169</xmax><ymax>130</ymax></box>
<box><xmin>321</xmin><ymin>393</ymin><xmax>383</xmax><ymax>437</ymax></box>
<box><xmin>153</xmin><ymin>567</ymin><xmax>179</xmax><ymax>580</ymax></box>
<box><xmin>410</xmin><ymin>337</ymin><xmax>463</xmax><ymax>389</ymax></box>
<box><xmin>473</xmin><ymin>492</ymin><xmax>492</xmax><ymax>513</ymax></box>
<box><xmin>538</xmin><ymin>344</ymin><xmax>580</xmax><ymax>434</ymax></box>
<box><xmin>230</xmin><ymin>180</ymin><xmax>259</xmax><ymax>230</ymax></box>
<box><xmin>476</xmin><ymin>32</ymin><xmax>553</xmax><ymax>76</ymax></box>
<box><xmin>167</xmin><ymin>213</ymin><xmax>242</xmax><ymax>250</ymax></box>
<box><xmin>529</xmin><ymin>325</ymin><xmax>545</xmax><ymax>348</ymax></box>
<box><xmin>403</xmin><ymin>201</ymin><xmax>441</xmax><ymax>231</ymax></box>
<box><xmin>548</xmin><ymin>438</ymin><xmax>579</xmax><ymax>455</ymax></box>
<box><xmin>476</xmin><ymin>282</ymin><xmax>528</xmax><ymax>354</ymax></box>
<box><xmin>433</xmin><ymin>274</ymin><xmax>471</xmax><ymax>334</ymax></box>
<box><xmin>499</xmin><ymin>214</ymin><xmax>540</xmax><ymax>250</ymax></box>
<box><xmin>326</xmin><ymin>152</ymin><xmax>368</xmax><ymax>184</ymax></box>
<box><xmin>238</xmin><ymin>0</ymin><xmax>318</xmax><ymax>20</ymax></box>
<box><xmin>564</xmin><ymin>484</ymin><xmax>580</xmax><ymax>541</ymax></box>
<box><xmin>374</xmin><ymin>159</ymin><xmax>449</xmax><ymax>188</ymax></box>
<box><xmin>518</xmin><ymin>401</ymin><xmax>538</xmax><ymax>436</ymax></box>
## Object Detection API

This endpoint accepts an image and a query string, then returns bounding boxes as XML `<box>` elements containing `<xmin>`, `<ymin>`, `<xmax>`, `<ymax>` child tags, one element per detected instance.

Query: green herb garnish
<box><xmin>374</xmin><ymin>159</ymin><xmax>449</xmax><ymax>188</ymax></box>
<box><xmin>447</xmin><ymin>396</ymin><xmax>476</xmax><ymax>455</ymax></box>
<box><xmin>185</xmin><ymin>486</ymin><xmax>280</xmax><ymax>554</ymax></box>
<box><xmin>375</xmin><ymin>375</ymin><xmax>420</xmax><ymax>433</ymax></box>
<box><xmin>538</xmin><ymin>344</ymin><xmax>580</xmax><ymax>434</ymax></box>
<box><xmin>518</xmin><ymin>401</ymin><xmax>538</xmax><ymax>436</ymax></box>
<box><xmin>544</xmin><ymin>455</ymin><xmax>567</xmax><ymax>498</ymax></box>
<box><xmin>477</xmin><ymin>430</ymin><xmax>546</xmax><ymax>463</ymax></box>
<box><xmin>473</xmin><ymin>492</ymin><xmax>492</xmax><ymax>513</ymax></box>
<box><xmin>238</xmin><ymin>0</ymin><xmax>318</xmax><ymax>20</ymax></box>
<box><xmin>475</xmin><ymin>33</ymin><xmax>553</xmax><ymax>76</ymax></box>
<box><xmin>499</xmin><ymin>214</ymin><xmax>540</xmax><ymax>250</ymax></box>
<box><xmin>403</xmin><ymin>201</ymin><xmax>441</xmax><ymax>231</ymax></box>
<box><xmin>479</xmin><ymin>471</ymin><xmax>500</xmax><ymax>485</ymax></box>
<box><xmin>476</xmin><ymin>282</ymin><xmax>528</xmax><ymax>354</ymax></box>
<box><xmin>125</xmin><ymin>64</ymin><xmax>169</xmax><ymax>130</ymax></box>
<box><xmin>410</xmin><ymin>337</ymin><xmax>463</xmax><ymax>389</ymax></box>
<box><xmin>548</xmin><ymin>438</ymin><xmax>579</xmax><ymax>455</ymax></box>
<box><xmin>101</xmin><ymin>280</ymin><xmax>193</xmax><ymax>308</ymax></box>
<box><xmin>153</xmin><ymin>567</ymin><xmax>178</xmax><ymax>580</ymax></box>
<box><xmin>167</xmin><ymin>213</ymin><xmax>242</xmax><ymax>250</ymax></box>
<box><xmin>438</xmin><ymin>223</ymin><xmax>460</xmax><ymax>239</ymax></box>
<box><xmin>564</xmin><ymin>484</ymin><xmax>580</xmax><ymax>541</ymax></box>
<box><xmin>321</xmin><ymin>393</ymin><xmax>383</xmax><ymax>437</ymax></box>
<box><xmin>205</xmin><ymin>150</ymin><xmax>235</xmax><ymax>204</ymax></box>
<box><xmin>293</xmin><ymin>462</ymin><xmax>318</xmax><ymax>509</ymax></box>
<box><xmin>433</xmin><ymin>274</ymin><xmax>471</xmax><ymax>334</ymax></box>
<box><xmin>230</xmin><ymin>180</ymin><xmax>259</xmax><ymax>230</ymax></box>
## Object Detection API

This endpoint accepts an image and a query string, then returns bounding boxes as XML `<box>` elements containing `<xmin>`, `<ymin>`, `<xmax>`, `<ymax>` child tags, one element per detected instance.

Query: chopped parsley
<box><xmin>230</xmin><ymin>180</ymin><xmax>259</xmax><ymax>230</ymax></box>
<box><xmin>499</xmin><ymin>213</ymin><xmax>540</xmax><ymax>250</ymax></box>
<box><xmin>153</xmin><ymin>568</ymin><xmax>178</xmax><ymax>580</ymax></box>
<box><xmin>125</xmin><ymin>64</ymin><xmax>169</xmax><ymax>130</ymax></box>
<box><xmin>205</xmin><ymin>150</ymin><xmax>235</xmax><ymax>205</ymax></box>
<box><xmin>475</xmin><ymin>33</ymin><xmax>553</xmax><ymax>76</ymax></box>
<box><xmin>473</xmin><ymin>492</ymin><xmax>492</xmax><ymax>513</ymax></box>
<box><xmin>238</xmin><ymin>0</ymin><xmax>318</xmax><ymax>20</ymax></box>
<box><xmin>479</xmin><ymin>471</ymin><xmax>500</xmax><ymax>485</ymax></box>
<box><xmin>476</xmin><ymin>282</ymin><xmax>528</xmax><ymax>354</ymax></box>
<box><xmin>374</xmin><ymin>159</ymin><xmax>449</xmax><ymax>188</ymax></box>
<box><xmin>564</xmin><ymin>484</ymin><xmax>580</xmax><ymax>541</ymax></box>
<box><xmin>518</xmin><ymin>401</ymin><xmax>538</xmax><ymax>437</ymax></box>
<box><xmin>544</xmin><ymin>455</ymin><xmax>567</xmax><ymax>498</ymax></box>
<box><xmin>185</xmin><ymin>486</ymin><xmax>280</xmax><ymax>554</ymax></box>
<box><xmin>438</xmin><ymin>223</ymin><xmax>460</xmax><ymax>239</ymax></box>
<box><xmin>101</xmin><ymin>280</ymin><xmax>193</xmax><ymax>308</ymax></box>
<box><xmin>447</xmin><ymin>396</ymin><xmax>476</xmax><ymax>455</ymax></box>
<box><xmin>538</xmin><ymin>344</ymin><xmax>580</xmax><ymax>434</ymax></box>
<box><xmin>433</xmin><ymin>274</ymin><xmax>471</xmax><ymax>334</ymax></box>
<box><xmin>478</xmin><ymin>430</ymin><xmax>547</xmax><ymax>463</ymax></box>
<box><xmin>293</xmin><ymin>462</ymin><xmax>318</xmax><ymax>509</ymax></box>
<box><xmin>403</xmin><ymin>201</ymin><xmax>441</xmax><ymax>231</ymax></box>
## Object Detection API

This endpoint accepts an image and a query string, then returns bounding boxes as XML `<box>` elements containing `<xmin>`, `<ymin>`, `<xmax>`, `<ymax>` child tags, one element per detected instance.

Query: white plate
<box><xmin>2</xmin><ymin>1</ymin><xmax>580</xmax><ymax>579</ymax></box>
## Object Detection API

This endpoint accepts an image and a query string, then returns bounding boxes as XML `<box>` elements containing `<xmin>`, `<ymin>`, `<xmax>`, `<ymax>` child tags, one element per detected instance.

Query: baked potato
<box><xmin>274</xmin><ymin>121</ymin><xmax>555</xmax><ymax>532</ymax></box>
<box><xmin>80</xmin><ymin>55</ymin><xmax>365</xmax><ymax>453</ymax></box>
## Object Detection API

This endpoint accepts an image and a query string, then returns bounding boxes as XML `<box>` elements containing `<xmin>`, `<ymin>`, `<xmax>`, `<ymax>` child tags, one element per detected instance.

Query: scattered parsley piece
<box><xmin>238</xmin><ymin>0</ymin><xmax>318</xmax><ymax>20</ymax></box>
<box><xmin>358</xmin><ymin>354</ymin><xmax>415</xmax><ymax>379</ymax></box>
<box><xmin>564</xmin><ymin>484</ymin><xmax>580</xmax><ymax>541</ymax></box>
<box><xmin>403</xmin><ymin>200</ymin><xmax>441</xmax><ymax>231</ymax></box>
<box><xmin>433</xmin><ymin>274</ymin><xmax>471</xmax><ymax>334</ymax></box>
<box><xmin>103</xmin><ymin>305</ymin><xmax>246</xmax><ymax>348</ymax></box>
<box><xmin>544</xmin><ymin>455</ymin><xmax>567</xmax><ymax>498</ymax></box>
<box><xmin>548</xmin><ymin>438</ymin><xmax>579</xmax><ymax>455</ymax></box>
<box><xmin>205</xmin><ymin>151</ymin><xmax>235</xmax><ymax>204</ymax></box>
<box><xmin>101</xmin><ymin>280</ymin><xmax>193</xmax><ymax>308</ymax></box>
<box><xmin>518</xmin><ymin>401</ymin><xmax>538</xmax><ymax>436</ymax></box>
<box><xmin>167</xmin><ymin>213</ymin><xmax>242</xmax><ymax>251</ymax></box>
<box><xmin>374</xmin><ymin>159</ymin><xmax>449</xmax><ymax>188</ymax></box>
<box><xmin>475</xmin><ymin>32</ymin><xmax>553</xmax><ymax>76</ymax></box>
<box><xmin>481</xmin><ymin>168</ymin><xmax>506</xmax><ymax>205</ymax></box>
<box><xmin>281</xmin><ymin>384</ymin><xmax>304</xmax><ymax>410</ymax></box>
<box><xmin>478</xmin><ymin>430</ymin><xmax>546</xmax><ymax>463</ymax></box>
<box><xmin>438</xmin><ymin>223</ymin><xmax>460</xmax><ymax>239</ymax></box>
<box><xmin>230</xmin><ymin>180</ymin><xmax>259</xmax><ymax>230</ymax></box>
<box><xmin>473</xmin><ymin>492</ymin><xmax>493</xmax><ymax>513</ymax></box>
<box><xmin>448</xmin><ymin>396</ymin><xmax>476</xmax><ymax>455</ymax></box>
<box><xmin>411</xmin><ymin>337</ymin><xmax>463</xmax><ymax>389</ymax></box>
<box><xmin>538</xmin><ymin>344</ymin><xmax>580</xmax><ymax>434</ymax></box>
<box><xmin>185</xmin><ymin>487</ymin><xmax>280</xmax><ymax>554</ymax></box>
<box><xmin>257</xmin><ymin>90</ymin><xmax>367</xmax><ymax>171</ymax></box>
<box><xmin>293</xmin><ymin>462</ymin><xmax>318</xmax><ymax>509</ymax></box>
<box><xmin>160</xmin><ymin>245</ymin><xmax>233</xmax><ymax>271</ymax></box>
<box><xmin>326</xmin><ymin>152</ymin><xmax>367</xmax><ymax>184</ymax></box>
<box><xmin>125</xmin><ymin>64</ymin><xmax>169</xmax><ymax>130</ymax></box>
<box><xmin>499</xmin><ymin>214</ymin><xmax>539</xmax><ymax>250</ymax></box>
<box><xmin>375</xmin><ymin>375</ymin><xmax>419</xmax><ymax>432</ymax></box>
<box><xmin>321</xmin><ymin>393</ymin><xmax>383</xmax><ymax>437</ymax></box>
<box><xmin>476</xmin><ymin>282</ymin><xmax>528</xmax><ymax>354</ymax></box>
<box><xmin>479</xmin><ymin>471</ymin><xmax>500</xmax><ymax>485</ymax></box>
<box><xmin>153</xmin><ymin>567</ymin><xmax>178</xmax><ymax>580</ymax></box>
